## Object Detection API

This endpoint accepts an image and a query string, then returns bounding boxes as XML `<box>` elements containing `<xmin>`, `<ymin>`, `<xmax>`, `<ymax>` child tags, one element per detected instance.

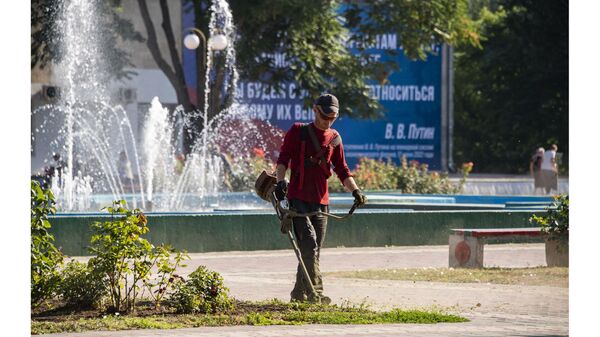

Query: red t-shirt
<box><xmin>276</xmin><ymin>122</ymin><xmax>352</xmax><ymax>205</ymax></box>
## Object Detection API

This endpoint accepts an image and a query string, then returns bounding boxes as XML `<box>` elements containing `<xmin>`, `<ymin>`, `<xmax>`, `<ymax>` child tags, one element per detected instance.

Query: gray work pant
<box><xmin>289</xmin><ymin>199</ymin><xmax>328</xmax><ymax>297</ymax></box>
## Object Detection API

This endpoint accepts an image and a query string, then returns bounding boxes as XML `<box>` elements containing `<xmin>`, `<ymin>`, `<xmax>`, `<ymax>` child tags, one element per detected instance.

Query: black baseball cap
<box><xmin>315</xmin><ymin>94</ymin><xmax>339</xmax><ymax>115</ymax></box>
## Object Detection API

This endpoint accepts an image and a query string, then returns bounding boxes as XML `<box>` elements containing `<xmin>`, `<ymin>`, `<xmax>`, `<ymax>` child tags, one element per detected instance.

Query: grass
<box><xmin>326</xmin><ymin>267</ymin><xmax>568</xmax><ymax>287</ymax></box>
<box><xmin>31</xmin><ymin>299</ymin><xmax>467</xmax><ymax>334</ymax></box>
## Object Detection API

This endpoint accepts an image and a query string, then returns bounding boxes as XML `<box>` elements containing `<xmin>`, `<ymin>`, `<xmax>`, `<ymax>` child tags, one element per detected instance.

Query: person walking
<box><xmin>529</xmin><ymin>147</ymin><xmax>545</xmax><ymax>194</ymax></box>
<box><xmin>52</xmin><ymin>153</ymin><xmax>66</xmax><ymax>186</ymax></box>
<box><xmin>274</xmin><ymin>93</ymin><xmax>367</xmax><ymax>304</ymax></box>
<box><xmin>540</xmin><ymin>144</ymin><xmax>559</xmax><ymax>194</ymax></box>
<box><xmin>117</xmin><ymin>150</ymin><xmax>134</xmax><ymax>191</ymax></box>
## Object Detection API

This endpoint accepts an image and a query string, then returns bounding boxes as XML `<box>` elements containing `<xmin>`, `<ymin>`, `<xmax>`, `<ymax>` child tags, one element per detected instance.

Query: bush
<box><xmin>352</xmin><ymin>157</ymin><xmax>399</xmax><ymax>191</ymax></box>
<box><xmin>59</xmin><ymin>260</ymin><xmax>108</xmax><ymax>308</ymax></box>
<box><xmin>224</xmin><ymin>148</ymin><xmax>276</xmax><ymax>192</ymax></box>
<box><xmin>87</xmin><ymin>200</ymin><xmax>155</xmax><ymax>312</ymax></box>
<box><xmin>530</xmin><ymin>194</ymin><xmax>569</xmax><ymax>246</ymax></box>
<box><xmin>31</xmin><ymin>180</ymin><xmax>63</xmax><ymax>307</ymax></box>
<box><xmin>329</xmin><ymin>157</ymin><xmax>472</xmax><ymax>194</ymax></box>
<box><xmin>170</xmin><ymin>266</ymin><xmax>234</xmax><ymax>314</ymax></box>
<box><xmin>141</xmin><ymin>245</ymin><xmax>189</xmax><ymax>310</ymax></box>
<box><xmin>88</xmin><ymin>200</ymin><xmax>189</xmax><ymax>312</ymax></box>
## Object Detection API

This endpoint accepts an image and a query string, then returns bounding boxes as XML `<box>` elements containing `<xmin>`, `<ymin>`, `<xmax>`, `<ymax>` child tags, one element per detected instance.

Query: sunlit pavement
<box><xmin>45</xmin><ymin>244</ymin><xmax>568</xmax><ymax>337</ymax></box>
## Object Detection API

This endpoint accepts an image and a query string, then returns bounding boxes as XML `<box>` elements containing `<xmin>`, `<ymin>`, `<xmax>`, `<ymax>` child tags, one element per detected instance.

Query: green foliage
<box><xmin>329</xmin><ymin>157</ymin><xmax>471</xmax><ymax>194</ymax></box>
<box><xmin>31</xmin><ymin>180</ymin><xmax>63</xmax><ymax>307</ymax></box>
<box><xmin>395</xmin><ymin>157</ymin><xmax>458</xmax><ymax>194</ymax></box>
<box><xmin>58</xmin><ymin>260</ymin><xmax>108</xmax><ymax>309</ymax></box>
<box><xmin>171</xmin><ymin>266</ymin><xmax>234</xmax><ymax>314</ymax></box>
<box><xmin>32</xmin><ymin>300</ymin><xmax>467</xmax><ymax>334</ymax></box>
<box><xmin>88</xmin><ymin>200</ymin><xmax>151</xmax><ymax>312</ymax></box>
<box><xmin>88</xmin><ymin>200</ymin><xmax>188</xmax><ymax>312</ymax></box>
<box><xmin>31</xmin><ymin>0</ymin><xmax>143</xmax><ymax>79</ymax></box>
<box><xmin>530</xmin><ymin>194</ymin><xmax>569</xmax><ymax>246</ymax></box>
<box><xmin>453</xmin><ymin>0</ymin><xmax>568</xmax><ymax>173</ymax></box>
<box><xmin>233</xmin><ymin>0</ymin><xmax>479</xmax><ymax>119</ymax></box>
<box><xmin>352</xmin><ymin>157</ymin><xmax>399</xmax><ymax>191</ymax></box>
<box><xmin>141</xmin><ymin>246</ymin><xmax>189</xmax><ymax>310</ymax></box>
<box><xmin>224</xmin><ymin>149</ymin><xmax>276</xmax><ymax>192</ymax></box>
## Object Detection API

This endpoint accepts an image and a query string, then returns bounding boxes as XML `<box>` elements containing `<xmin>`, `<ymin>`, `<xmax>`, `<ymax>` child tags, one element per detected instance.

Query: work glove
<box><xmin>274</xmin><ymin>180</ymin><xmax>288</xmax><ymax>201</ymax></box>
<box><xmin>280</xmin><ymin>213</ymin><xmax>293</xmax><ymax>234</ymax></box>
<box><xmin>352</xmin><ymin>189</ymin><xmax>367</xmax><ymax>207</ymax></box>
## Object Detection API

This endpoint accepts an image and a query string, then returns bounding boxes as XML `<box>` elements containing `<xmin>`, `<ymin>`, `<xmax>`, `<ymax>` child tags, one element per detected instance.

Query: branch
<box><xmin>136</xmin><ymin>0</ymin><xmax>178</xmax><ymax>86</ymax></box>
<box><xmin>158</xmin><ymin>0</ymin><xmax>187</xmax><ymax>88</ymax></box>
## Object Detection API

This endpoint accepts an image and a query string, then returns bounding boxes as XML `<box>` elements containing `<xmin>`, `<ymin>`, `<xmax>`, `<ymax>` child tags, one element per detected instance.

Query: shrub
<box><xmin>31</xmin><ymin>180</ymin><xmax>63</xmax><ymax>307</ymax></box>
<box><xmin>396</xmin><ymin>157</ymin><xmax>466</xmax><ymax>194</ymax></box>
<box><xmin>530</xmin><ymin>194</ymin><xmax>569</xmax><ymax>246</ymax></box>
<box><xmin>88</xmin><ymin>200</ymin><xmax>189</xmax><ymax>312</ymax></box>
<box><xmin>456</xmin><ymin>162</ymin><xmax>474</xmax><ymax>193</ymax></box>
<box><xmin>141</xmin><ymin>245</ymin><xmax>189</xmax><ymax>310</ymax></box>
<box><xmin>329</xmin><ymin>157</ymin><xmax>472</xmax><ymax>194</ymax></box>
<box><xmin>58</xmin><ymin>260</ymin><xmax>108</xmax><ymax>308</ymax></box>
<box><xmin>88</xmin><ymin>200</ymin><xmax>155</xmax><ymax>312</ymax></box>
<box><xmin>352</xmin><ymin>157</ymin><xmax>399</xmax><ymax>191</ymax></box>
<box><xmin>225</xmin><ymin>148</ymin><xmax>276</xmax><ymax>192</ymax></box>
<box><xmin>170</xmin><ymin>266</ymin><xmax>234</xmax><ymax>314</ymax></box>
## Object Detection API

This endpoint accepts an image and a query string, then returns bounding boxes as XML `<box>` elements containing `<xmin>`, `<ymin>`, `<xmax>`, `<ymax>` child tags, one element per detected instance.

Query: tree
<box><xmin>135</xmin><ymin>0</ymin><xmax>478</xmax><ymax>150</ymax></box>
<box><xmin>232</xmin><ymin>0</ymin><xmax>479</xmax><ymax>118</ymax></box>
<box><xmin>31</xmin><ymin>0</ymin><xmax>143</xmax><ymax>80</ymax></box>
<box><xmin>453</xmin><ymin>0</ymin><xmax>568</xmax><ymax>173</ymax></box>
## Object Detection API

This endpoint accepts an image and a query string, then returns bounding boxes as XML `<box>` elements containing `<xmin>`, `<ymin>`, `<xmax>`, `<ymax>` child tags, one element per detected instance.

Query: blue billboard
<box><xmin>183</xmin><ymin>8</ymin><xmax>448</xmax><ymax>170</ymax></box>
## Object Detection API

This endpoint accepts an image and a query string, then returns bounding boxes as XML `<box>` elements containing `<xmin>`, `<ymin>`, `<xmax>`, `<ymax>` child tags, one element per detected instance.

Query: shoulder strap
<box><xmin>306</xmin><ymin>124</ymin><xmax>341</xmax><ymax>151</ymax></box>
<box><xmin>306</xmin><ymin>124</ymin><xmax>322</xmax><ymax>153</ymax></box>
<box><xmin>306</xmin><ymin>125</ymin><xmax>342</xmax><ymax>177</ymax></box>
<box><xmin>300</xmin><ymin>123</ymin><xmax>309</xmax><ymax>141</ymax></box>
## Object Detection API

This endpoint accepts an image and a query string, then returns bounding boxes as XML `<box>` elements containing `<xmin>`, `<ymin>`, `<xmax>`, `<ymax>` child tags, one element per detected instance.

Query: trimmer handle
<box><xmin>271</xmin><ymin>190</ymin><xmax>286</xmax><ymax>219</ymax></box>
<box><xmin>348</xmin><ymin>200</ymin><xmax>360</xmax><ymax>215</ymax></box>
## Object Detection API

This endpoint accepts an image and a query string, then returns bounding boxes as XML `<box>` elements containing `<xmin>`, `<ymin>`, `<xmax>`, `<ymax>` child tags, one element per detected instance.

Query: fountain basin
<box><xmin>56</xmin><ymin>191</ymin><xmax>555</xmax><ymax>213</ymax></box>
<box><xmin>50</xmin><ymin>206</ymin><xmax>545</xmax><ymax>256</ymax></box>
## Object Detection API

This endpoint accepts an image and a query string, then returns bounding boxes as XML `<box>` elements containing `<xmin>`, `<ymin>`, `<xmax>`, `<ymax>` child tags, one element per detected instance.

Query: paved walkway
<box><xmin>44</xmin><ymin>244</ymin><xmax>568</xmax><ymax>337</ymax></box>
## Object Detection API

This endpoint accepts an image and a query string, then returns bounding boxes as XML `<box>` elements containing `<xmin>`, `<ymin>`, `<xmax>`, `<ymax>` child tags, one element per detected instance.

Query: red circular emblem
<box><xmin>455</xmin><ymin>241</ymin><xmax>471</xmax><ymax>266</ymax></box>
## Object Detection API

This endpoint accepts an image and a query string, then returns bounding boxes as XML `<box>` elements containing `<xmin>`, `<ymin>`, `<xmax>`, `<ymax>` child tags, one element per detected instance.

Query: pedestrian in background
<box><xmin>540</xmin><ymin>144</ymin><xmax>559</xmax><ymax>194</ymax></box>
<box><xmin>529</xmin><ymin>147</ymin><xmax>545</xmax><ymax>194</ymax></box>
<box><xmin>118</xmin><ymin>150</ymin><xmax>134</xmax><ymax>191</ymax></box>
<box><xmin>52</xmin><ymin>153</ymin><xmax>66</xmax><ymax>187</ymax></box>
<box><xmin>174</xmin><ymin>153</ymin><xmax>186</xmax><ymax>175</ymax></box>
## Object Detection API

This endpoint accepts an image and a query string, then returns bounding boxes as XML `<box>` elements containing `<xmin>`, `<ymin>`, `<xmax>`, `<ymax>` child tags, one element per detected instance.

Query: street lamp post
<box><xmin>183</xmin><ymin>28</ymin><xmax>228</xmax><ymax>154</ymax></box>
<box><xmin>183</xmin><ymin>28</ymin><xmax>228</xmax><ymax>110</ymax></box>
<box><xmin>184</xmin><ymin>28</ymin><xmax>207</xmax><ymax>115</ymax></box>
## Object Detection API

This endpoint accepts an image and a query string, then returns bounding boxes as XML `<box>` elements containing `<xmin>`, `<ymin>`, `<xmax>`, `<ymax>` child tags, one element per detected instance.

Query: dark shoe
<box><xmin>307</xmin><ymin>293</ymin><xmax>320</xmax><ymax>304</ymax></box>
<box><xmin>307</xmin><ymin>293</ymin><xmax>331</xmax><ymax>305</ymax></box>
<box><xmin>320</xmin><ymin>295</ymin><xmax>331</xmax><ymax>305</ymax></box>
<box><xmin>290</xmin><ymin>290</ymin><xmax>307</xmax><ymax>302</ymax></box>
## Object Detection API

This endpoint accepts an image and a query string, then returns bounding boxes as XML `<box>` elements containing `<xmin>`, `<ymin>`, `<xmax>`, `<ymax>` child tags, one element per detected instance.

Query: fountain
<box><xmin>31</xmin><ymin>0</ymin><xmax>272</xmax><ymax>212</ymax></box>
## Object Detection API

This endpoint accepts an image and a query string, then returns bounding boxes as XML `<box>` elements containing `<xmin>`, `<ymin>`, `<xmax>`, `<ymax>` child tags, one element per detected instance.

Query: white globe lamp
<box><xmin>209</xmin><ymin>34</ymin><xmax>228</xmax><ymax>51</ymax></box>
<box><xmin>184</xmin><ymin>33</ymin><xmax>201</xmax><ymax>50</ymax></box>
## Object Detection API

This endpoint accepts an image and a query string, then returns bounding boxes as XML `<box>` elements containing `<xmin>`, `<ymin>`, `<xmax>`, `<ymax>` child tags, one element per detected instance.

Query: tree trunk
<box><xmin>138</xmin><ymin>0</ymin><xmax>215</xmax><ymax>155</ymax></box>
<box><xmin>136</xmin><ymin>0</ymin><xmax>192</xmax><ymax>112</ymax></box>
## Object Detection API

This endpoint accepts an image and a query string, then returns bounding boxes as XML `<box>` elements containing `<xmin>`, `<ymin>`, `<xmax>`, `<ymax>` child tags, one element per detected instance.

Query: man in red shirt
<box><xmin>275</xmin><ymin>93</ymin><xmax>367</xmax><ymax>304</ymax></box>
